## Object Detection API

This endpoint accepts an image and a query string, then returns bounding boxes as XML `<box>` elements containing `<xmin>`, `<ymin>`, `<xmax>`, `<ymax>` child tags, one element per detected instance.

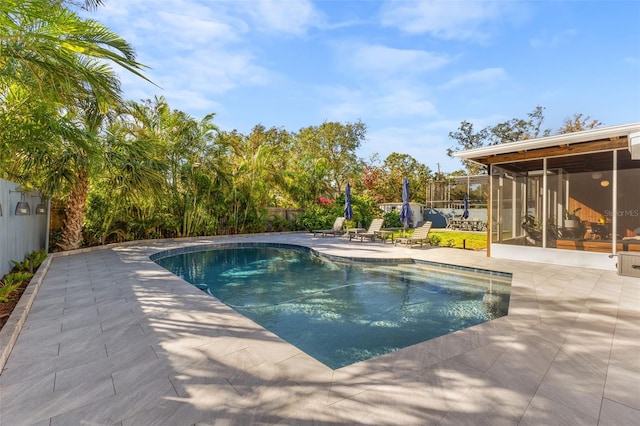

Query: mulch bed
<box><xmin>0</xmin><ymin>279</ymin><xmax>30</xmax><ymax>331</ymax></box>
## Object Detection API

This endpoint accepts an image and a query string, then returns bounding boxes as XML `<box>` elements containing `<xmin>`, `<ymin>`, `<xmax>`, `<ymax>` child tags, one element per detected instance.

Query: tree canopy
<box><xmin>447</xmin><ymin>106</ymin><xmax>603</xmax><ymax>174</ymax></box>
<box><xmin>1</xmin><ymin>1</ymin><xmax>608</xmax><ymax>250</ymax></box>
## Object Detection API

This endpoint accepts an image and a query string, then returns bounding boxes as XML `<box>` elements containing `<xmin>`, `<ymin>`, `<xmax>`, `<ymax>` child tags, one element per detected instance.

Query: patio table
<box><xmin>448</xmin><ymin>219</ymin><xmax>486</xmax><ymax>231</ymax></box>
<box><xmin>346</xmin><ymin>228</ymin><xmax>366</xmax><ymax>239</ymax></box>
<box><xmin>374</xmin><ymin>230</ymin><xmax>395</xmax><ymax>243</ymax></box>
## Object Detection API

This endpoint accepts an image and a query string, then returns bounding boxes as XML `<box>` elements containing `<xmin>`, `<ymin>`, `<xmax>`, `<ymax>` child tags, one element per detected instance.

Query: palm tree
<box><xmin>113</xmin><ymin>97</ymin><xmax>229</xmax><ymax>239</ymax></box>
<box><xmin>80</xmin><ymin>0</ymin><xmax>106</xmax><ymax>10</ymax></box>
<box><xmin>1</xmin><ymin>0</ymin><xmax>153</xmax><ymax>250</ymax></box>
<box><xmin>1</xmin><ymin>1</ymin><xmax>150</xmax><ymax>113</ymax></box>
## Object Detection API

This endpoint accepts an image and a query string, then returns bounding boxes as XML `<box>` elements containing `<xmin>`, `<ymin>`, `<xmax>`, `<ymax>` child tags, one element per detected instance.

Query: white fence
<box><xmin>0</xmin><ymin>178</ymin><xmax>49</xmax><ymax>277</ymax></box>
<box><xmin>379</xmin><ymin>202</ymin><xmax>425</xmax><ymax>228</ymax></box>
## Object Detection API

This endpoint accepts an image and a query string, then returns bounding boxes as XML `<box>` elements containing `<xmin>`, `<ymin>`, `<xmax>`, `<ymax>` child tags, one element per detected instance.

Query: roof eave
<box><xmin>454</xmin><ymin>122</ymin><xmax>640</xmax><ymax>162</ymax></box>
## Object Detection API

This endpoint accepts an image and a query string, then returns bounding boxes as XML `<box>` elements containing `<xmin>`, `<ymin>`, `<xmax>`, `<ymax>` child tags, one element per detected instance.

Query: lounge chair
<box><xmin>312</xmin><ymin>217</ymin><xmax>346</xmax><ymax>237</ymax></box>
<box><xmin>349</xmin><ymin>218</ymin><xmax>384</xmax><ymax>241</ymax></box>
<box><xmin>394</xmin><ymin>221</ymin><xmax>432</xmax><ymax>248</ymax></box>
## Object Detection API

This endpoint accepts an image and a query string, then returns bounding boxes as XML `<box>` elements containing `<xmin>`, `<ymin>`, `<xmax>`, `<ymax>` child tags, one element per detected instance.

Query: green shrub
<box><xmin>10</xmin><ymin>249</ymin><xmax>47</xmax><ymax>273</ymax></box>
<box><xmin>0</xmin><ymin>284</ymin><xmax>19</xmax><ymax>303</ymax></box>
<box><xmin>267</xmin><ymin>215</ymin><xmax>295</xmax><ymax>232</ymax></box>
<box><xmin>0</xmin><ymin>272</ymin><xmax>33</xmax><ymax>303</ymax></box>
<box><xmin>383</xmin><ymin>211</ymin><xmax>402</xmax><ymax>228</ymax></box>
<box><xmin>10</xmin><ymin>258</ymin><xmax>31</xmax><ymax>273</ymax></box>
<box><xmin>28</xmin><ymin>249</ymin><xmax>47</xmax><ymax>269</ymax></box>
<box><xmin>294</xmin><ymin>193</ymin><xmax>383</xmax><ymax>231</ymax></box>
<box><xmin>1</xmin><ymin>251</ymin><xmax>45</xmax><ymax>303</ymax></box>
<box><xmin>7</xmin><ymin>272</ymin><xmax>33</xmax><ymax>283</ymax></box>
<box><xmin>294</xmin><ymin>204</ymin><xmax>338</xmax><ymax>231</ymax></box>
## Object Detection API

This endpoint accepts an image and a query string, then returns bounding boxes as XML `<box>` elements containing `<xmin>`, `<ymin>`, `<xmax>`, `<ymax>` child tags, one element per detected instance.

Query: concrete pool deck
<box><xmin>0</xmin><ymin>233</ymin><xmax>638</xmax><ymax>425</ymax></box>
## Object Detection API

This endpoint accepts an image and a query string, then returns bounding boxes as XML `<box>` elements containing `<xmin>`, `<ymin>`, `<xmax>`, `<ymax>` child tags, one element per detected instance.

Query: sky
<box><xmin>83</xmin><ymin>0</ymin><xmax>640</xmax><ymax>173</ymax></box>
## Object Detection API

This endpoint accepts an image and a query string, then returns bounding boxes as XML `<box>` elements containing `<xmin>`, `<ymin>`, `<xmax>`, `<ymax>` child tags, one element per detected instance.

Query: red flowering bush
<box><xmin>317</xmin><ymin>197</ymin><xmax>334</xmax><ymax>205</ymax></box>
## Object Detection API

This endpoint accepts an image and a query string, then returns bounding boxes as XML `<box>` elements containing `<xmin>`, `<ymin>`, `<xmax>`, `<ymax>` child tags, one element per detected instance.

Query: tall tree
<box><xmin>0</xmin><ymin>0</ymin><xmax>149</xmax><ymax>118</ymax></box>
<box><xmin>447</xmin><ymin>106</ymin><xmax>552</xmax><ymax>174</ymax></box>
<box><xmin>295</xmin><ymin>121</ymin><xmax>366</xmax><ymax>197</ymax></box>
<box><xmin>119</xmin><ymin>97</ymin><xmax>227</xmax><ymax>238</ymax></box>
<box><xmin>0</xmin><ymin>0</ymin><xmax>152</xmax><ymax>249</ymax></box>
<box><xmin>372</xmin><ymin>153</ymin><xmax>431</xmax><ymax>204</ymax></box>
<box><xmin>558</xmin><ymin>113</ymin><xmax>603</xmax><ymax>134</ymax></box>
<box><xmin>361</xmin><ymin>154</ymin><xmax>382</xmax><ymax>194</ymax></box>
<box><xmin>446</xmin><ymin>121</ymin><xmax>489</xmax><ymax>175</ymax></box>
<box><xmin>488</xmin><ymin>105</ymin><xmax>551</xmax><ymax>145</ymax></box>
<box><xmin>224</xmin><ymin>125</ymin><xmax>287</xmax><ymax>233</ymax></box>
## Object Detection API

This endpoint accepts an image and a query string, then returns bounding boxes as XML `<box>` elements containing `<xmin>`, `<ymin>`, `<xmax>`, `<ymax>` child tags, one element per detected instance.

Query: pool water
<box><xmin>154</xmin><ymin>246</ymin><xmax>511</xmax><ymax>369</ymax></box>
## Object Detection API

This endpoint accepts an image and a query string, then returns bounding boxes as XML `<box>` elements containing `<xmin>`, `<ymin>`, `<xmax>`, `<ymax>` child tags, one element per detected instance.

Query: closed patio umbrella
<box><xmin>344</xmin><ymin>182</ymin><xmax>353</xmax><ymax>220</ymax></box>
<box><xmin>462</xmin><ymin>193</ymin><xmax>470</xmax><ymax>219</ymax></box>
<box><xmin>400</xmin><ymin>178</ymin><xmax>412</xmax><ymax>229</ymax></box>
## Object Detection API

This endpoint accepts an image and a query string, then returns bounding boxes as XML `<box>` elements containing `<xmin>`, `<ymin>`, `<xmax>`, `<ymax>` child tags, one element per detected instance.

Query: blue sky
<box><xmin>84</xmin><ymin>0</ymin><xmax>640</xmax><ymax>173</ymax></box>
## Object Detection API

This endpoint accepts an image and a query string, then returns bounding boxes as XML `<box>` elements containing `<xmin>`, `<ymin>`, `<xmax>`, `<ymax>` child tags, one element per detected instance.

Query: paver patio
<box><xmin>0</xmin><ymin>233</ymin><xmax>638</xmax><ymax>425</ymax></box>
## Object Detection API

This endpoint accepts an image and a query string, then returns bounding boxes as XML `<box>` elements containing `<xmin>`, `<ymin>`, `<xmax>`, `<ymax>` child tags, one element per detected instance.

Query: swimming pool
<box><xmin>153</xmin><ymin>244</ymin><xmax>511</xmax><ymax>369</ymax></box>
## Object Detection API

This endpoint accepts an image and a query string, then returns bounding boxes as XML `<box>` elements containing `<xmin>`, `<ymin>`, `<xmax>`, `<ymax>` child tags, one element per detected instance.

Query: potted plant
<box><xmin>564</xmin><ymin>208</ymin><xmax>581</xmax><ymax>230</ymax></box>
<box><xmin>522</xmin><ymin>214</ymin><xmax>542</xmax><ymax>245</ymax></box>
<box><xmin>564</xmin><ymin>208</ymin><xmax>586</xmax><ymax>238</ymax></box>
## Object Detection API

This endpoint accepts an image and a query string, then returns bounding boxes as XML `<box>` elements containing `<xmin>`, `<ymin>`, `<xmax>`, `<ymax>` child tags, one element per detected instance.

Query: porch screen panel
<box><xmin>615</xmin><ymin>149</ymin><xmax>640</xmax><ymax>248</ymax></box>
<box><xmin>492</xmin><ymin>160</ymin><xmax>542</xmax><ymax>246</ymax></box>
<box><xmin>548</xmin><ymin>152</ymin><xmax>614</xmax><ymax>253</ymax></box>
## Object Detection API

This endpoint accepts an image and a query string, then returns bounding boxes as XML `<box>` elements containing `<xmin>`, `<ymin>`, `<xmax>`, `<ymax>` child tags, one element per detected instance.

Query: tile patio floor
<box><xmin>0</xmin><ymin>233</ymin><xmax>638</xmax><ymax>425</ymax></box>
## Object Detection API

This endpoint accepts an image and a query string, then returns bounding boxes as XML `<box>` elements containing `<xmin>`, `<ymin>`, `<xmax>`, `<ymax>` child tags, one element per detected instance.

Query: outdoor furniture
<box><xmin>374</xmin><ymin>229</ymin><xmax>395</xmax><ymax>243</ymax></box>
<box><xmin>448</xmin><ymin>218</ymin><xmax>486</xmax><ymax>231</ymax></box>
<box><xmin>589</xmin><ymin>222</ymin><xmax>611</xmax><ymax>240</ymax></box>
<box><xmin>346</xmin><ymin>227</ymin><xmax>366</xmax><ymax>239</ymax></box>
<box><xmin>312</xmin><ymin>217</ymin><xmax>345</xmax><ymax>237</ymax></box>
<box><xmin>350</xmin><ymin>218</ymin><xmax>384</xmax><ymax>242</ymax></box>
<box><xmin>556</xmin><ymin>238</ymin><xmax>640</xmax><ymax>253</ymax></box>
<box><xmin>394</xmin><ymin>221</ymin><xmax>432</xmax><ymax>248</ymax></box>
<box><xmin>618</xmin><ymin>251</ymin><xmax>640</xmax><ymax>278</ymax></box>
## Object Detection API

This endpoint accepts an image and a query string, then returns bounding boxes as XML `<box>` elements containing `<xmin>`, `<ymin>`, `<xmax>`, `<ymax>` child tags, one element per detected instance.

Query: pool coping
<box><xmin>150</xmin><ymin>241</ymin><xmax>513</xmax><ymax>278</ymax></box>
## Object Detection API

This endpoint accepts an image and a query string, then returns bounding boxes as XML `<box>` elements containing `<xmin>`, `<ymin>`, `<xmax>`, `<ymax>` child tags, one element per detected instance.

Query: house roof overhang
<box><xmin>454</xmin><ymin>122</ymin><xmax>640</xmax><ymax>166</ymax></box>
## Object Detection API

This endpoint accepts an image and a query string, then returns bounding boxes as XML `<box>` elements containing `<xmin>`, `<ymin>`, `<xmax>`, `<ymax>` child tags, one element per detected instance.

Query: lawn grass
<box><xmin>430</xmin><ymin>229</ymin><xmax>487</xmax><ymax>250</ymax></box>
<box><xmin>385</xmin><ymin>228</ymin><xmax>488</xmax><ymax>250</ymax></box>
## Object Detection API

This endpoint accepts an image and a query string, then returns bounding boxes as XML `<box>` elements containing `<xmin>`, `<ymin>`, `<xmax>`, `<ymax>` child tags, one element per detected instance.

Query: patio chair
<box><xmin>312</xmin><ymin>217</ymin><xmax>346</xmax><ymax>237</ymax></box>
<box><xmin>394</xmin><ymin>221</ymin><xmax>432</xmax><ymax>248</ymax></box>
<box><xmin>349</xmin><ymin>218</ymin><xmax>384</xmax><ymax>241</ymax></box>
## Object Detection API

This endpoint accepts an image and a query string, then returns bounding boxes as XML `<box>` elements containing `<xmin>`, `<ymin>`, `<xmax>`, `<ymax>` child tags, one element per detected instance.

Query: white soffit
<box><xmin>629</xmin><ymin>131</ymin><xmax>640</xmax><ymax>160</ymax></box>
<box><xmin>455</xmin><ymin>122</ymin><xmax>640</xmax><ymax>161</ymax></box>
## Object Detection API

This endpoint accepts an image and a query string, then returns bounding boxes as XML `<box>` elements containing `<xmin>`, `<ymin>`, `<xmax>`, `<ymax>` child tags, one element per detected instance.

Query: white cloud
<box><xmin>321</xmin><ymin>85</ymin><xmax>438</xmax><ymax>122</ymax></box>
<box><xmin>380</xmin><ymin>0</ymin><xmax>525</xmax><ymax>41</ymax></box>
<box><xmin>529</xmin><ymin>29</ymin><xmax>578</xmax><ymax>49</ymax></box>
<box><xmin>146</xmin><ymin>48</ymin><xmax>273</xmax><ymax>109</ymax></box>
<box><xmin>168</xmin><ymin>89</ymin><xmax>223</xmax><ymax>114</ymax></box>
<box><xmin>88</xmin><ymin>0</ymin><xmax>273</xmax><ymax>103</ymax></box>
<box><xmin>154</xmin><ymin>11</ymin><xmax>244</xmax><ymax>47</ymax></box>
<box><xmin>373</xmin><ymin>90</ymin><xmax>437</xmax><ymax>118</ymax></box>
<box><xmin>80</xmin><ymin>0</ymin><xmax>639</xmax><ymax>170</ymax></box>
<box><xmin>350</xmin><ymin>44</ymin><xmax>451</xmax><ymax>76</ymax></box>
<box><xmin>92</xmin><ymin>0</ymin><xmax>246</xmax><ymax>43</ymax></box>
<box><xmin>240</xmin><ymin>0</ymin><xmax>323</xmax><ymax>35</ymax></box>
<box><xmin>364</xmin><ymin>124</ymin><xmax>461</xmax><ymax>172</ymax></box>
<box><xmin>438</xmin><ymin>68</ymin><xmax>507</xmax><ymax>90</ymax></box>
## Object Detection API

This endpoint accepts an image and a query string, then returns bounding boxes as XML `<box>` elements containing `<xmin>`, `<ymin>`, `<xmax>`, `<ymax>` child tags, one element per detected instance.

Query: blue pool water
<box><xmin>154</xmin><ymin>245</ymin><xmax>511</xmax><ymax>369</ymax></box>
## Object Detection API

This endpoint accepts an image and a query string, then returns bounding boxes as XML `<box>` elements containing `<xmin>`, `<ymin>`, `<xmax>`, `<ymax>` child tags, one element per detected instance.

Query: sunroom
<box><xmin>455</xmin><ymin>123</ymin><xmax>640</xmax><ymax>271</ymax></box>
